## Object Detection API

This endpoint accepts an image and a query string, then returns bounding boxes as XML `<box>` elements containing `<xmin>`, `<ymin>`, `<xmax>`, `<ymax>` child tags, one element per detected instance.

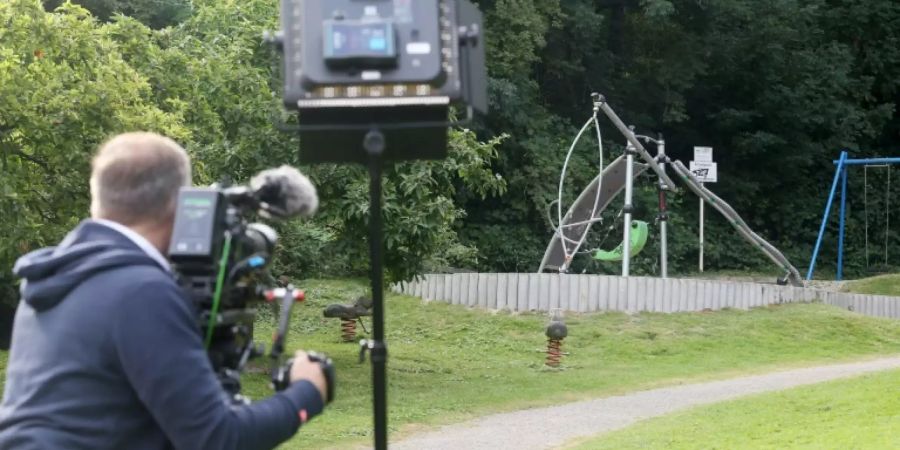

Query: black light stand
<box><xmin>360</xmin><ymin>129</ymin><xmax>389</xmax><ymax>450</ymax></box>
<box><xmin>270</xmin><ymin>3</ymin><xmax>488</xmax><ymax>446</ymax></box>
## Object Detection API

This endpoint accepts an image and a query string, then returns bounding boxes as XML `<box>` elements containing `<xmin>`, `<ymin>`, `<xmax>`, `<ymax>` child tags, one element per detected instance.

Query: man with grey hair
<box><xmin>0</xmin><ymin>132</ymin><xmax>329</xmax><ymax>449</ymax></box>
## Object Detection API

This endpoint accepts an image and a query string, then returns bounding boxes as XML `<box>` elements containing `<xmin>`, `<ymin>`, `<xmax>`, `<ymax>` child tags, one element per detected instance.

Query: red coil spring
<box><xmin>546</xmin><ymin>338</ymin><xmax>562</xmax><ymax>367</ymax></box>
<box><xmin>341</xmin><ymin>318</ymin><xmax>357</xmax><ymax>342</ymax></box>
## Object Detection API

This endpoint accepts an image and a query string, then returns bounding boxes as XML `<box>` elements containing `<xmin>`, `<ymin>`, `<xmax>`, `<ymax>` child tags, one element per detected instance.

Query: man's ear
<box><xmin>89</xmin><ymin>176</ymin><xmax>101</xmax><ymax>218</ymax></box>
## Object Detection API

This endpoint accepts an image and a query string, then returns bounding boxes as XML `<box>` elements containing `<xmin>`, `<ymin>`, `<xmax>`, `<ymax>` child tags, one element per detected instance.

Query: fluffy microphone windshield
<box><xmin>250</xmin><ymin>165</ymin><xmax>318</xmax><ymax>218</ymax></box>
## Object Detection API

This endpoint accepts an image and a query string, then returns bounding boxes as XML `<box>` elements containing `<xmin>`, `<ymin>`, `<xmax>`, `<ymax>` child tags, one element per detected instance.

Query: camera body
<box><xmin>168</xmin><ymin>184</ymin><xmax>282</xmax><ymax>402</ymax></box>
<box><xmin>272</xmin><ymin>0</ymin><xmax>487</xmax><ymax>163</ymax></box>
<box><xmin>168</xmin><ymin>187</ymin><xmax>277</xmax><ymax>286</ymax></box>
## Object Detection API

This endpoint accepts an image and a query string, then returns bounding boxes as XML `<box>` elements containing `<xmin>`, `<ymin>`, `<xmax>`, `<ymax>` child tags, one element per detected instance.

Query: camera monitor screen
<box><xmin>169</xmin><ymin>189</ymin><xmax>223</xmax><ymax>264</ymax></box>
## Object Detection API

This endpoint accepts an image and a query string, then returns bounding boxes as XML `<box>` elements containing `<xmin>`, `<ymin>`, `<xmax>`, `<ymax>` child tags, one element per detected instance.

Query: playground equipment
<box><xmin>593</xmin><ymin>220</ymin><xmax>649</xmax><ymax>262</ymax></box>
<box><xmin>807</xmin><ymin>150</ymin><xmax>900</xmax><ymax>281</ymax></box>
<box><xmin>539</xmin><ymin>94</ymin><xmax>805</xmax><ymax>287</ymax></box>
<box><xmin>323</xmin><ymin>296</ymin><xmax>373</xmax><ymax>342</ymax></box>
<box><xmin>544</xmin><ymin>309</ymin><xmax>567</xmax><ymax>367</ymax></box>
<box><xmin>541</xmin><ymin>96</ymin><xmax>659</xmax><ymax>276</ymax></box>
<box><xmin>542</xmin><ymin>155</ymin><xmax>649</xmax><ymax>273</ymax></box>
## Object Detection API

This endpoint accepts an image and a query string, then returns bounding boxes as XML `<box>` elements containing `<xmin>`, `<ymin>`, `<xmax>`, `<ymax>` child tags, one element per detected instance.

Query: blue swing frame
<box><xmin>807</xmin><ymin>150</ymin><xmax>900</xmax><ymax>281</ymax></box>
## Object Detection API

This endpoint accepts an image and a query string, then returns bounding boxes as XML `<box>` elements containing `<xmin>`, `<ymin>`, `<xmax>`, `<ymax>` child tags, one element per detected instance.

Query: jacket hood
<box><xmin>13</xmin><ymin>220</ymin><xmax>162</xmax><ymax>311</ymax></box>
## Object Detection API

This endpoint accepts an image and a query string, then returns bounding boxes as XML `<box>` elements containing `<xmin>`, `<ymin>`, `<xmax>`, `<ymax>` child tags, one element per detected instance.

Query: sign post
<box><xmin>700</xmin><ymin>185</ymin><xmax>704</xmax><ymax>272</ymax></box>
<box><xmin>691</xmin><ymin>147</ymin><xmax>717</xmax><ymax>272</ymax></box>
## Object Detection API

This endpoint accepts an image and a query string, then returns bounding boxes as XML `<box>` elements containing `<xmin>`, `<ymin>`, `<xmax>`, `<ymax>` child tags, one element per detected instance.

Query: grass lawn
<box><xmin>844</xmin><ymin>273</ymin><xmax>900</xmax><ymax>296</ymax></box>
<box><xmin>243</xmin><ymin>279</ymin><xmax>900</xmax><ymax>449</ymax></box>
<box><xmin>3</xmin><ymin>278</ymin><xmax>900</xmax><ymax>449</ymax></box>
<box><xmin>570</xmin><ymin>368</ymin><xmax>900</xmax><ymax>449</ymax></box>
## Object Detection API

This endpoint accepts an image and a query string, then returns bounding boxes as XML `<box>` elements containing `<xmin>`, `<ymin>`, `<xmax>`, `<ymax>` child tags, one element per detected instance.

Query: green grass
<box><xmin>244</xmin><ymin>279</ymin><xmax>900</xmax><ymax>449</ymax></box>
<box><xmin>570</xmin><ymin>368</ymin><xmax>900</xmax><ymax>449</ymax></box>
<box><xmin>844</xmin><ymin>273</ymin><xmax>900</xmax><ymax>296</ymax></box>
<box><xmin>3</xmin><ymin>279</ymin><xmax>900</xmax><ymax>449</ymax></box>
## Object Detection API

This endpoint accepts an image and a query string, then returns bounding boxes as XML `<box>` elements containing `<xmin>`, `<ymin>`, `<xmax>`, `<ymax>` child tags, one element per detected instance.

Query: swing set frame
<box><xmin>807</xmin><ymin>149</ymin><xmax>900</xmax><ymax>281</ymax></box>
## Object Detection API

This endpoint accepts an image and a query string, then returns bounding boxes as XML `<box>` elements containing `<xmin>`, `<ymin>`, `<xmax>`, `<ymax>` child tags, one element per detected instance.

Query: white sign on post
<box><xmin>689</xmin><ymin>161</ymin><xmax>718</xmax><ymax>183</ymax></box>
<box><xmin>693</xmin><ymin>146</ymin><xmax>713</xmax><ymax>162</ymax></box>
<box><xmin>691</xmin><ymin>146</ymin><xmax>716</xmax><ymax>273</ymax></box>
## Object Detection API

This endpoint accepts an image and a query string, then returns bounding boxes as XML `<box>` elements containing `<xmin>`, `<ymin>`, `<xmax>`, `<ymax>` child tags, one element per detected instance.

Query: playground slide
<box><xmin>538</xmin><ymin>155</ymin><xmax>648</xmax><ymax>272</ymax></box>
<box><xmin>669</xmin><ymin>160</ymin><xmax>805</xmax><ymax>287</ymax></box>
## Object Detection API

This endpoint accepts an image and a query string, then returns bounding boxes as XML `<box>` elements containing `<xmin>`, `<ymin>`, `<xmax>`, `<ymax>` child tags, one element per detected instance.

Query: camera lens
<box><xmin>244</xmin><ymin>223</ymin><xmax>278</xmax><ymax>256</ymax></box>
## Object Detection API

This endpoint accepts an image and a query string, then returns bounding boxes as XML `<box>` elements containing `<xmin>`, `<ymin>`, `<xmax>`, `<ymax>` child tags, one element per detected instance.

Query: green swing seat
<box><xmin>593</xmin><ymin>220</ymin><xmax>649</xmax><ymax>262</ymax></box>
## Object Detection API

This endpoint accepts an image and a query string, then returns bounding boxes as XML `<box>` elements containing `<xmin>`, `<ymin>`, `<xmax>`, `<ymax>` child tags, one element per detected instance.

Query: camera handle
<box><xmin>265</xmin><ymin>286</ymin><xmax>336</xmax><ymax>403</ymax></box>
<box><xmin>271</xmin><ymin>352</ymin><xmax>336</xmax><ymax>404</ymax></box>
<box><xmin>264</xmin><ymin>286</ymin><xmax>305</xmax><ymax>364</ymax></box>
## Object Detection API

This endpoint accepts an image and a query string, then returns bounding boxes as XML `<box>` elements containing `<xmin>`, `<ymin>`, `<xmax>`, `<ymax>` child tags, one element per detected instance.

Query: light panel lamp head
<box><xmin>273</xmin><ymin>0</ymin><xmax>487</xmax><ymax>163</ymax></box>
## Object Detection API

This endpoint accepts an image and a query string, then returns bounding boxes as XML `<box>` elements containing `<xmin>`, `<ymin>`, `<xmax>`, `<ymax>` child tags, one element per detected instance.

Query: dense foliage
<box><xmin>42</xmin><ymin>0</ymin><xmax>192</xmax><ymax>28</ymax></box>
<box><xmin>0</xmin><ymin>1</ymin><xmax>189</xmax><ymax>305</ymax></box>
<box><xmin>466</xmin><ymin>0</ymin><xmax>900</xmax><ymax>277</ymax></box>
<box><xmin>2</xmin><ymin>0</ymin><xmax>899</xmax><ymax>309</ymax></box>
<box><xmin>0</xmin><ymin>0</ymin><xmax>504</xmax><ymax>306</ymax></box>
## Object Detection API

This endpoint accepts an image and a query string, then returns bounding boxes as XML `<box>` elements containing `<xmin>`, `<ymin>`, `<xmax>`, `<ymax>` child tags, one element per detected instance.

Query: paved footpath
<box><xmin>392</xmin><ymin>356</ymin><xmax>900</xmax><ymax>450</ymax></box>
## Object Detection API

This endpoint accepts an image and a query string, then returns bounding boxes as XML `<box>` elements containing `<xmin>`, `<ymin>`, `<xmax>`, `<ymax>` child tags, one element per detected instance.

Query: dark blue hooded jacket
<box><xmin>0</xmin><ymin>220</ymin><xmax>323</xmax><ymax>449</ymax></box>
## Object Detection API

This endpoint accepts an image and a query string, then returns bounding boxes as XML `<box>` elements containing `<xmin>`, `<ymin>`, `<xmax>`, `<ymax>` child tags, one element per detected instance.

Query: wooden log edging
<box><xmin>392</xmin><ymin>273</ymin><xmax>900</xmax><ymax>320</ymax></box>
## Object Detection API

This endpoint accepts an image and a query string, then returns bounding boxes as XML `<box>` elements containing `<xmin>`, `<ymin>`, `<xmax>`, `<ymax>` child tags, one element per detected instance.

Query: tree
<box><xmin>466</xmin><ymin>0</ymin><xmax>900</xmax><ymax>276</ymax></box>
<box><xmin>111</xmin><ymin>0</ymin><xmax>507</xmax><ymax>281</ymax></box>
<box><xmin>1</xmin><ymin>0</ymin><xmax>506</xmax><ymax>309</ymax></box>
<box><xmin>42</xmin><ymin>0</ymin><xmax>192</xmax><ymax>28</ymax></box>
<box><xmin>0</xmin><ymin>0</ymin><xmax>188</xmax><ymax>305</ymax></box>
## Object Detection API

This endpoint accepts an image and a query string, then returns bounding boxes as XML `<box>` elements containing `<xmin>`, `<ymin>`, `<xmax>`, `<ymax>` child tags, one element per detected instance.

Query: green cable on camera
<box><xmin>205</xmin><ymin>233</ymin><xmax>232</xmax><ymax>349</ymax></box>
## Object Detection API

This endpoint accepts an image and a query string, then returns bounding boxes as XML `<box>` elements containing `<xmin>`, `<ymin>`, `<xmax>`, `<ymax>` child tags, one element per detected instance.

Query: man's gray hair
<box><xmin>90</xmin><ymin>132</ymin><xmax>191</xmax><ymax>225</ymax></box>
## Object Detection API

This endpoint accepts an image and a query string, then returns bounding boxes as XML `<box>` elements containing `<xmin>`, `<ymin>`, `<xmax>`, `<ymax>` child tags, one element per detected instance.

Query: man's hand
<box><xmin>290</xmin><ymin>350</ymin><xmax>328</xmax><ymax>402</ymax></box>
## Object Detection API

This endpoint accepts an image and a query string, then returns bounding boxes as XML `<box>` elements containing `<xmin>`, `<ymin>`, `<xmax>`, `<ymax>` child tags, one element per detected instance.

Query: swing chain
<box><xmin>863</xmin><ymin>164</ymin><xmax>892</xmax><ymax>269</ymax></box>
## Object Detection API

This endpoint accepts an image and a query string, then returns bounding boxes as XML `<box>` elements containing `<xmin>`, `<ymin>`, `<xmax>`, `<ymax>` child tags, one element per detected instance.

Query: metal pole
<box><xmin>837</xmin><ymin>163</ymin><xmax>849</xmax><ymax>281</ymax></box>
<box><xmin>699</xmin><ymin>183</ymin><xmax>704</xmax><ymax>273</ymax></box>
<box><xmin>833</xmin><ymin>157</ymin><xmax>900</xmax><ymax>166</ymax></box>
<box><xmin>657</xmin><ymin>134</ymin><xmax>668</xmax><ymax>278</ymax></box>
<box><xmin>622</xmin><ymin>139</ymin><xmax>635</xmax><ymax>277</ymax></box>
<box><xmin>807</xmin><ymin>151</ymin><xmax>847</xmax><ymax>280</ymax></box>
<box><xmin>887</xmin><ymin>166</ymin><xmax>891</xmax><ymax>266</ymax></box>
<box><xmin>363</xmin><ymin>130</ymin><xmax>388</xmax><ymax>450</ymax></box>
<box><xmin>595</xmin><ymin>95</ymin><xmax>678</xmax><ymax>191</ymax></box>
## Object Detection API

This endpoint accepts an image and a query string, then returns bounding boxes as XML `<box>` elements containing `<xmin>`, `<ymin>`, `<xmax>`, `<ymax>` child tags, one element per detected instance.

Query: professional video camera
<box><xmin>167</xmin><ymin>166</ymin><xmax>334</xmax><ymax>405</ymax></box>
